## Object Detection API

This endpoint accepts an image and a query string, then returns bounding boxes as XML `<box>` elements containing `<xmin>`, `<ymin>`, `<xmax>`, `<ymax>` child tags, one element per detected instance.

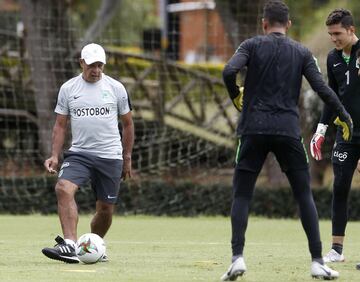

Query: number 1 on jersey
<box><xmin>345</xmin><ymin>70</ymin><xmax>350</xmax><ymax>85</ymax></box>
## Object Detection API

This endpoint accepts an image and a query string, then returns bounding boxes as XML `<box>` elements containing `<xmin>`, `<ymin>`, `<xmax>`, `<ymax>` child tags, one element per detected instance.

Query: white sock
<box><xmin>64</xmin><ymin>238</ymin><xmax>76</xmax><ymax>247</ymax></box>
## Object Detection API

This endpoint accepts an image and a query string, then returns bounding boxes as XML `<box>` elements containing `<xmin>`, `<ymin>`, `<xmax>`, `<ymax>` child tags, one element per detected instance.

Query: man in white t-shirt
<box><xmin>42</xmin><ymin>43</ymin><xmax>134</xmax><ymax>263</ymax></box>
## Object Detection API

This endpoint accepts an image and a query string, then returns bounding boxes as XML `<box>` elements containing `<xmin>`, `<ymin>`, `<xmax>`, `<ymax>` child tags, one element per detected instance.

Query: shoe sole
<box><xmin>98</xmin><ymin>254</ymin><xmax>108</xmax><ymax>262</ymax></box>
<box><xmin>311</xmin><ymin>274</ymin><xmax>338</xmax><ymax>280</ymax></box>
<box><xmin>323</xmin><ymin>259</ymin><xmax>345</xmax><ymax>263</ymax></box>
<box><xmin>222</xmin><ymin>270</ymin><xmax>245</xmax><ymax>281</ymax></box>
<box><xmin>42</xmin><ymin>249</ymin><xmax>79</xmax><ymax>264</ymax></box>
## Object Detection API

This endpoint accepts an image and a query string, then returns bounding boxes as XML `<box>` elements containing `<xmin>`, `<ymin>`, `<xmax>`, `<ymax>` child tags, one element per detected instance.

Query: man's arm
<box><xmin>44</xmin><ymin>114</ymin><xmax>68</xmax><ymax>173</ymax></box>
<box><xmin>305</xmin><ymin>51</ymin><xmax>353</xmax><ymax>160</ymax></box>
<box><xmin>309</xmin><ymin>57</ymin><xmax>338</xmax><ymax>160</ymax></box>
<box><xmin>303</xmin><ymin>51</ymin><xmax>350</xmax><ymax>125</ymax></box>
<box><xmin>120</xmin><ymin>111</ymin><xmax>134</xmax><ymax>180</ymax></box>
<box><xmin>319</xmin><ymin>58</ymin><xmax>339</xmax><ymax>125</ymax></box>
<box><xmin>223</xmin><ymin>40</ymin><xmax>251</xmax><ymax>111</ymax></box>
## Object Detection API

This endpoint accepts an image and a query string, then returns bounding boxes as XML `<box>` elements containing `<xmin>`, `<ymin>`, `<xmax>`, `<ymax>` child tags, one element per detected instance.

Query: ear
<box><xmin>262</xmin><ymin>18</ymin><xmax>267</xmax><ymax>33</ymax></box>
<box><xmin>349</xmin><ymin>25</ymin><xmax>356</xmax><ymax>34</ymax></box>
<box><xmin>79</xmin><ymin>59</ymin><xmax>84</xmax><ymax>68</ymax></box>
<box><xmin>286</xmin><ymin>20</ymin><xmax>292</xmax><ymax>30</ymax></box>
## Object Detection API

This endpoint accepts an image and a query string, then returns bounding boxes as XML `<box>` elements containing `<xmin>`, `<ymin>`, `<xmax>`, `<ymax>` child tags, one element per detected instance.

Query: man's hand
<box><xmin>121</xmin><ymin>156</ymin><xmax>132</xmax><ymax>180</ymax></box>
<box><xmin>44</xmin><ymin>156</ymin><xmax>58</xmax><ymax>174</ymax></box>
<box><xmin>334</xmin><ymin>115</ymin><xmax>353</xmax><ymax>141</ymax></box>
<box><xmin>310</xmin><ymin>123</ymin><xmax>328</xmax><ymax>161</ymax></box>
<box><xmin>357</xmin><ymin>159</ymin><xmax>360</xmax><ymax>173</ymax></box>
<box><xmin>232</xmin><ymin>86</ymin><xmax>244</xmax><ymax>112</ymax></box>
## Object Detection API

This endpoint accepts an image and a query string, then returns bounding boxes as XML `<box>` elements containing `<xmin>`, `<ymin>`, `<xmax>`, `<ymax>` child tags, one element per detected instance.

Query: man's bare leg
<box><xmin>91</xmin><ymin>200</ymin><xmax>114</xmax><ymax>238</ymax></box>
<box><xmin>55</xmin><ymin>179</ymin><xmax>79</xmax><ymax>242</ymax></box>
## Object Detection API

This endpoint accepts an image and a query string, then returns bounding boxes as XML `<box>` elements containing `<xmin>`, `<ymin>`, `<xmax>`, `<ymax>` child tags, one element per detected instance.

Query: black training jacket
<box><xmin>320</xmin><ymin>40</ymin><xmax>360</xmax><ymax>142</ymax></box>
<box><xmin>223</xmin><ymin>32</ymin><xmax>346</xmax><ymax>139</ymax></box>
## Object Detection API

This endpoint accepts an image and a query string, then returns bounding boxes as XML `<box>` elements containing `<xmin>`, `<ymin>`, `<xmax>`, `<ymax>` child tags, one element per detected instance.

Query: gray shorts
<box><xmin>58</xmin><ymin>151</ymin><xmax>123</xmax><ymax>204</ymax></box>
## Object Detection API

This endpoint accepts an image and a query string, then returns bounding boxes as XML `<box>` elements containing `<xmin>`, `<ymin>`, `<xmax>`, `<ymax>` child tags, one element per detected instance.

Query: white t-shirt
<box><xmin>55</xmin><ymin>73</ymin><xmax>131</xmax><ymax>159</ymax></box>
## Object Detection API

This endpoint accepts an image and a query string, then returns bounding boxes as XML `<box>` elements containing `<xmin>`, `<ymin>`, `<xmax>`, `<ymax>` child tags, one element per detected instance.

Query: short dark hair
<box><xmin>326</xmin><ymin>8</ymin><xmax>354</xmax><ymax>28</ymax></box>
<box><xmin>263</xmin><ymin>0</ymin><xmax>289</xmax><ymax>26</ymax></box>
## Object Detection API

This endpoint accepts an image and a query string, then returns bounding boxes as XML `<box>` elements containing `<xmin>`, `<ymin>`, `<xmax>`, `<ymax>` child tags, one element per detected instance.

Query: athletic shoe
<box><xmin>356</xmin><ymin>262</ymin><xmax>360</xmax><ymax>270</ymax></box>
<box><xmin>311</xmin><ymin>261</ymin><xmax>339</xmax><ymax>280</ymax></box>
<box><xmin>323</xmin><ymin>249</ymin><xmax>345</xmax><ymax>263</ymax></box>
<box><xmin>98</xmin><ymin>253</ymin><xmax>109</xmax><ymax>262</ymax></box>
<box><xmin>42</xmin><ymin>235</ymin><xmax>79</xmax><ymax>264</ymax></box>
<box><xmin>220</xmin><ymin>256</ymin><xmax>246</xmax><ymax>281</ymax></box>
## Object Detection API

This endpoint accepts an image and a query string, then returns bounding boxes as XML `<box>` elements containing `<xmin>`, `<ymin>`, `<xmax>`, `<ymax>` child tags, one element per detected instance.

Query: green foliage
<box><xmin>349</xmin><ymin>0</ymin><xmax>360</xmax><ymax>27</ymax></box>
<box><xmin>181</xmin><ymin>62</ymin><xmax>224</xmax><ymax>78</ymax></box>
<box><xmin>285</xmin><ymin>0</ymin><xmax>360</xmax><ymax>42</ymax></box>
<box><xmin>71</xmin><ymin>0</ymin><xmax>157</xmax><ymax>46</ymax></box>
<box><xmin>3</xmin><ymin>176</ymin><xmax>360</xmax><ymax>220</ymax></box>
<box><xmin>286</xmin><ymin>0</ymin><xmax>331</xmax><ymax>40</ymax></box>
<box><xmin>106</xmin><ymin>55</ymin><xmax>224</xmax><ymax>81</ymax></box>
<box><xmin>120</xmin><ymin>181</ymin><xmax>360</xmax><ymax>220</ymax></box>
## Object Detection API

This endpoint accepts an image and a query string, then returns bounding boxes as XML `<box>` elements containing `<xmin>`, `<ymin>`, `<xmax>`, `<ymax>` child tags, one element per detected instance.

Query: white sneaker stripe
<box><xmin>57</xmin><ymin>244</ymin><xmax>74</xmax><ymax>254</ymax></box>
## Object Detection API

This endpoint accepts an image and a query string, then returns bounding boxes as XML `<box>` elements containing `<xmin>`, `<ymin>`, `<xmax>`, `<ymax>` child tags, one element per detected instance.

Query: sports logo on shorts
<box><xmin>60</xmin><ymin>162</ymin><xmax>70</xmax><ymax>170</ymax></box>
<box><xmin>333</xmin><ymin>151</ymin><xmax>348</xmax><ymax>162</ymax></box>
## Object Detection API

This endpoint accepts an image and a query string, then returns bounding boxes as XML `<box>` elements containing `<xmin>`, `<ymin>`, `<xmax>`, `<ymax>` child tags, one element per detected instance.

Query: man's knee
<box><xmin>55</xmin><ymin>179</ymin><xmax>77</xmax><ymax>198</ymax></box>
<box><xmin>96</xmin><ymin>201</ymin><xmax>114</xmax><ymax>216</ymax></box>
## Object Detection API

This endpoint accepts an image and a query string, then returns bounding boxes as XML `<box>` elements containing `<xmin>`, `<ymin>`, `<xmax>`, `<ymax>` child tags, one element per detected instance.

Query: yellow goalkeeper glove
<box><xmin>334</xmin><ymin>116</ymin><xmax>353</xmax><ymax>141</ymax></box>
<box><xmin>232</xmin><ymin>87</ymin><xmax>244</xmax><ymax>112</ymax></box>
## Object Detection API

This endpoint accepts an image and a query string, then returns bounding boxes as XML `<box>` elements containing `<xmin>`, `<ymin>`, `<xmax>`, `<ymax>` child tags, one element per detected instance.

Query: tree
<box><xmin>75</xmin><ymin>0</ymin><xmax>122</xmax><ymax>52</ymax></box>
<box><xmin>20</xmin><ymin>0</ymin><xmax>122</xmax><ymax>158</ymax></box>
<box><xmin>20</xmin><ymin>0</ymin><xmax>76</xmax><ymax>157</ymax></box>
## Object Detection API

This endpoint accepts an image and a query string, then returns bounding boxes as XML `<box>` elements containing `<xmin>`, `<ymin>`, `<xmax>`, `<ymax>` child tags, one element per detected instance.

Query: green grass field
<box><xmin>1</xmin><ymin>215</ymin><xmax>360</xmax><ymax>282</ymax></box>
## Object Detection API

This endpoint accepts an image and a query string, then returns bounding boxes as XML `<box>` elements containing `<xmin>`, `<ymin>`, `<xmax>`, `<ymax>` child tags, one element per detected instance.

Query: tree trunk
<box><xmin>20</xmin><ymin>0</ymin><xmax>76</xmax><ymax>157</ymax></box>
<box><xmin>78</xmin><ymin>0</ymin><xmax>122</xmax><ymax>51</ymax></box>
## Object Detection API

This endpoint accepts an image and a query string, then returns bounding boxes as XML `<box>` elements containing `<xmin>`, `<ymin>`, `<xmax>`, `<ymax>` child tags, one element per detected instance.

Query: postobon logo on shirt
<box><xmin>72</xmin><ymin>107</ymin><xmax>110</xmax><ymax>117</ymax></box>
<box><xmin>333</xmin><ymin>151</ymin><xmax>348</xmax><ymax>162</ymax></box>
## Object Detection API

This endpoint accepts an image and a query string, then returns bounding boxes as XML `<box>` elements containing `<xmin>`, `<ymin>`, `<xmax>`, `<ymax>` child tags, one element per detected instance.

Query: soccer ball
<box><xmin>76</xmin><ymin>233</ymin><xmax>106</xmax><ymax>264</ymax></box>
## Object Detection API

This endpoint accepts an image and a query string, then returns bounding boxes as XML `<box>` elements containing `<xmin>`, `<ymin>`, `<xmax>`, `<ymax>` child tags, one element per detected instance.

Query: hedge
<box><xmin>2</xmin><ymin>176</ymin><xmax>360</xmax><ymax>219</ymax></box>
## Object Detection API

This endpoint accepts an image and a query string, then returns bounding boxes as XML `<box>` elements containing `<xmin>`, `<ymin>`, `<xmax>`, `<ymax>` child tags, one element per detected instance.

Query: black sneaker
<box><xmin>42</xmin><ymin>235</ymin><xmax>79</xmax><ymax>263</ymax></box>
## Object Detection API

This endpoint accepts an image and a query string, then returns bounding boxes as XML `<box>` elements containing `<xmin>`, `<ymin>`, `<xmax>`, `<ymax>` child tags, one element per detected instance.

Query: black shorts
<box><xmin>332</xmin><ymin>142</ymin><xmax>360</xmax><ymax>169</ymax></box>
<box><xmin>58</xmin><ymin>151</ymin><xmax>123</xmax><ymax>204</ymax></box>
<box><xmin>235</xmin><ymin>135</ymin><xmax>309</xmax><ymax>173</ymax></box>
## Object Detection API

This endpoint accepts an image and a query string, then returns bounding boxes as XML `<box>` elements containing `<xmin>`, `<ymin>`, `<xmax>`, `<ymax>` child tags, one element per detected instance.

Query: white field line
<box><xmin>108</xmin><ymin>240</ymin><xmax>303</xmax><ymax>246</ymax></box>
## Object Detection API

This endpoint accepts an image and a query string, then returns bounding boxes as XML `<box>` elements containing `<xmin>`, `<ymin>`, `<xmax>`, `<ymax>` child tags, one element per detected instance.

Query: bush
<box><xmin>2</xmin><ymin>176</ymin><xmax>360</xmax><ymax>219</ymax></box>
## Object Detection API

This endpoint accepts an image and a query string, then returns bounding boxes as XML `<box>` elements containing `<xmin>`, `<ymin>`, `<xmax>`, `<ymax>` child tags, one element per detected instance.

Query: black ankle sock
<box><xmin>332</xmin><ymin>243</ymin><xmax>343</xmax><ymax>255</ymax></box>
<box><xmin>312</xmin><ymin>257</ymin><xmax>324</xmax><ymax>265</ymax></box>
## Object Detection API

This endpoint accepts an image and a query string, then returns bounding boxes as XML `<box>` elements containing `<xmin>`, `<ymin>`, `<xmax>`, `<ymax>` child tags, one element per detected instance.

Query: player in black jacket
<box><xmin>221</xmin><ymin>1</ymin><xmax>352</xmax><ymax>281</ymax></box>
<box><xmin>310</xmin><ymin>9</ymin><xmax>360</xmax><ymax>267</ymax></box>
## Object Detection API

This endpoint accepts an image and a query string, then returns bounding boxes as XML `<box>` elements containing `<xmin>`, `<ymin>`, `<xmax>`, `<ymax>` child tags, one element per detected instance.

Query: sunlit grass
<box><xmin>1</xmin><ymin>215</ymin><xmax>360</xmax><ymax>281</ymax></box>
